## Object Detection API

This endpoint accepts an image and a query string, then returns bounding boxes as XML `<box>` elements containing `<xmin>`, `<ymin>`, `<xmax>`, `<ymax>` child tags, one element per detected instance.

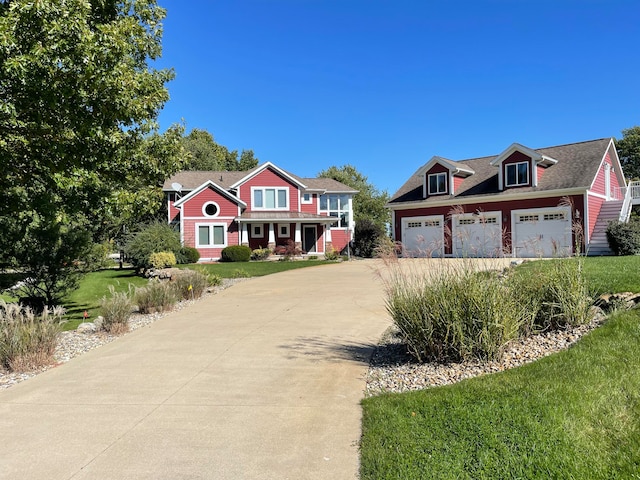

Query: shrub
<box><xmin>0</xmin><ymin>300</ymin><xmax>64</xmax><ymax>372</ymax></box>
<box><xmin>134</xmin><ymin>280</ymin><xmax>179</xmax><ymax>314</ymax></box>
<box><xmin>148</xmin><ymin>251</ymin><xmax>177</xmax><ymax>269</ymax></box>
<box><xmin>100</xmin><ymin>286</ymin><xmax>133</xmax><ymax>334</ymax></box>
<box><xmin>221</xmin><ymin>245</ymin><xmax>251</xmax><ymax>262</ymax></box>
<box><xmin>83</xmin><ymin>241</ymin><xmax>113</xmax><ymax>271</ymax></box>
<box><xmin>177</xmin><ymin>246</ymin><xmax>200</xmax><ymax>264</ymax></box>
<box><xmin>606</xmin><ymin>220</ymin><xmax>640</xmax><ymax>255</ymax></box>
<box><xmin>173</xmin><ymin>269</ymin><xmax>209</xmax><ymax>300</ymax></box>
<box><xmin>125</xmin><ymin>223</ymin><xmax>181</xmax><ymax>271</ymax></box>
<box><xmin>355</xmin><ymin>219</ymin><xmax>385</xmax><ymax>258</ymax></box>
<box><xmin>231</xmin><ymin>269</ymin><xmax>250</xmax><ymax>278</ymax></box>
<box><xmin>251</xmin><ymin>247</ymin><xmax>271</xmax><ymax>261</ymax></box>
<box><xmin>324</xmin><ymin>249</ymin><xmax>340</xmax><ymax>261</ymax></box>
<box><xmin>277</xmin><ymin>240</ymin><xmax>302</xmax><ymax>261</ymax></box>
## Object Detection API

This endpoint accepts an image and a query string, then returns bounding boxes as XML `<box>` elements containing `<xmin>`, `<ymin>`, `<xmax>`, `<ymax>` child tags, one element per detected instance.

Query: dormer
<box><xmin>416</xmin><ymin>156</ymin><xmax>475</xmax><ymax>198</ymax></box>
<box><xmin>490</xmin><ymin>143</ymin><xmax>557</xmax><ymax>191</ymax></box>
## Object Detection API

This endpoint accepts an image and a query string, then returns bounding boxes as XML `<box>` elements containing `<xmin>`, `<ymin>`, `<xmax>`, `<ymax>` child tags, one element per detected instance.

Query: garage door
<box><xmin>452</xmin><ymin>212</ymin><xmax>503</xmax><ymax>257</ymax></box>
<box><xmin>512</xmin><ymin>207</ymin><xmax>572</xmax><ymax>258</ymax></box>
<box><xmin>401</xmin><ymin>216</ymin><xmax>444</xmax><ymax>257</ymax></box>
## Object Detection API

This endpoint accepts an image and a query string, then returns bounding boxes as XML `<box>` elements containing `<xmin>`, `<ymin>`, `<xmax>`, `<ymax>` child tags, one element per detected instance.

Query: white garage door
<box><xmin>401</xmin><ymin>215</ymin><xmax>445</xmax><ymax>257</ymax></box>
<box><xmin>452</xmin><ymin>212</ymin><xmax>503</xmax><ymax>257</ymax></box>
<box><xmin>512</xmin><ymin>207</ymin><xmax>572</xmax><ymax>258</ymax></box>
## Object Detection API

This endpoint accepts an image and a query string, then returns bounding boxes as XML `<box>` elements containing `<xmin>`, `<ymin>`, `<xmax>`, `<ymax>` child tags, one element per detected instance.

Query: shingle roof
<box><xmin>389</xmin><ymin>138</ymin><xmax>612</xmax><ymax>204</ymax></box>
<box><xmin>163</xmin><ymin>165</ymin><xmax>356</xmax><ymax>193</ymax></box>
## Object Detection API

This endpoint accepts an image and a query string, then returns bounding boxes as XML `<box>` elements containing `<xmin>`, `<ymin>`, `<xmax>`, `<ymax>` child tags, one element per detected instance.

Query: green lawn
<box><xmin>180</xmin><ymin>259</ymin><xmax>335</xmax><ymax>278</ymax></box>
<box><xmin>360</xmin><ymin>256</ymin><xmax>640</xmax><ymax>479</ymax></box>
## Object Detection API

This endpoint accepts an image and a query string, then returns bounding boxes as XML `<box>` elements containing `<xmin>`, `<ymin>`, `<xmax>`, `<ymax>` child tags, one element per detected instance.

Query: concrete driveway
<box><xmin>0</xmin><ymin>261</ymin><xmax>391</xmax><ymax>480</ymax></box>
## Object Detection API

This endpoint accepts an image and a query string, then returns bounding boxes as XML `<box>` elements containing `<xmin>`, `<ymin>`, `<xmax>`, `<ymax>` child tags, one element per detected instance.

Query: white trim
<box><xmin>202</xmin><ymin>201</ymin><xmax>220</xmax><ymax>217</ymax></box>
<box><xmin>301</xmin><ymin>192</ymin><xmax>313</xmax><ymax>204</ymax></box>
<box><xmin>229</xmin><ymin>162</ymin><xmax>307</xmax><ymax>189</ymax></box>
<box><xmin>303</xmin><ymin>225</ymin><xmax>317</xmax><ymax>253</ymax></box>
<box><xmin>182</xmin><ymin>216</ymin><xmax>236</xmax><ymax>221</ymax></box>
<box><xmin>195</xmin><ymin>223</ymin><xmax>228</xmax><ymax>248</ymax></box>
<box><xmin>278</xmin><ymin>223</ymin><xmax>290</xmax><ymax>237</ymax></box>
<box><xmin>251</xmin><ymin>186</ymin><xmax>290</xmax><ymax>210</ymax></box>
<box><xmin>428</xmin><ymin>172</ymin><xmax>448</xmax><ymax>194</ymax></box>
<box><xmin>252</xmin><ymin>224</ymin><xmax>264</xmax><ymax>238</ymax></box>
<box><xmin>173</xmin><ymin>180</ymin><xmax>246</xmax><ymax>208</ymax></box>
<box><xmin>584</xmin><ymin>191</ymin><xmax>590</xmax><ymax>244</ymax></box>
<box><xmin>505</xmin><ymin>161</ymin><xmax>530</xmax><ymax>187</ymax></box>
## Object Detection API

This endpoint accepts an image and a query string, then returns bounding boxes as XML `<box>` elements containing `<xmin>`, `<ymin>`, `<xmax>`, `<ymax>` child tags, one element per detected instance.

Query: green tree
<box><xmin>182</xmin><ymin>128</ymin><xmax>258</xmax><ymax>171</ymax></box>
<box><xmin>318</xmin><ymin>165</ymin><xmax>390</xmax><ymax>230</ymax></box>
<box><xmin>0</xmin><ymin>0</ymin><xmax>182</xmax><ymax>304</ymax></box>
<box><xmin>616</xmin><ymin>126</ymin><xmax>640</xmax><ymax>180</ymax></box>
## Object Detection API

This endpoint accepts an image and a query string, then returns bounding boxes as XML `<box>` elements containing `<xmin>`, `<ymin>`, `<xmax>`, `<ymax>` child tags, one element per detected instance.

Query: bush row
<box><xmin>382</xmin><ymin>258</ymin><xmax>592</xmax><ymax>363</ymax></box>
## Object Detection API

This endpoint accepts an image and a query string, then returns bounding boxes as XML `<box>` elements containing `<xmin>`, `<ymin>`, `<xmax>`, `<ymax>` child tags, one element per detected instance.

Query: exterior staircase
<box><xmin>587</xmin><ymin>200</ymin><xmax>623</xmax><ymax>255</ymax></box>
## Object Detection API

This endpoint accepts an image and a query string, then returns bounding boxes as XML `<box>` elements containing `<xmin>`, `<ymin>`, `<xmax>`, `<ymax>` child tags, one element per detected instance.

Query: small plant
<box><xmin>278</xmin><ymin>239</ymin><xmax>302</xmax><ymax>261</ymax></box>
<box><xmin>149</xmin><ymin>251</ymin><xmax>177</xmax><ymax>269</ymax></box>
<box><xmin>324</xmin><ymin>249</ymin><xmax>340</xmax><ymax>261</ymax></box>
<box><xmin>251</xmin><ymin>247</ymin><xmax>271</xmax><ymax>261</ymax></box>
<box><xmin>134</xmin><ymin>280</ymin><xmax>179</xmax><ymax>314</ymax></box>
<box><xmin>173</xmin><ymin>269</ymin><xmax>209</xmax><ymax>300</ymax></box>
<box><xmin>221</xmin><ymin>245</ymin><xmax>251</xmax><ymax>262</ymax></box>
<box><xmin>307</xmin><ymin>255</ymin><xmax>319</xmax><ymax>260</ymax></box>
<box><xmin>177</xmin><ymin>246</ymin><xmax>201</xmax><ymax>264</ymax></box>
<box><xmin>0</xmin><ymin>300</ymin><xmax>64</xmax><ymax>372</ymax></box>
<box><xmin>231</xmin><ymin>269</ymin><xmax>251</xmax><ymax>278</ymax></box>
<box><xmin>100</xmin><ymin>286</ymin><xmax>133</xmax><ymax>334</ymax></box>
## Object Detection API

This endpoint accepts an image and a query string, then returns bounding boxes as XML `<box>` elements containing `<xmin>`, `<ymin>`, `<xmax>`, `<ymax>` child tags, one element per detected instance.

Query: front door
<box><xmin>303</xmin><ymin>225</ymin><xmax>317</xmax><ymax>253</ymax></box>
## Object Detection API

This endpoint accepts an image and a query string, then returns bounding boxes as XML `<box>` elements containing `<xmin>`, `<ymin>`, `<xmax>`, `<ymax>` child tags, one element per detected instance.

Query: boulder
<box><xmin>76</xmin><ymin>322</ymin><xmax>97</xmax><ymax>334</ymax></box>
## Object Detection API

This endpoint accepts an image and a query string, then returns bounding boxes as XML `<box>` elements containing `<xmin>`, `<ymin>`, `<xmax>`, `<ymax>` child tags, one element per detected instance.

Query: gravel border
<box><xmin>364</xmin><ymin>313</ymin><xmax>607</xmax><ymax>397</ymax></box>
<box><xmin>0</xmin><ymin>278</ymin><xmax>247</xmax><ymax>390</ymax></box>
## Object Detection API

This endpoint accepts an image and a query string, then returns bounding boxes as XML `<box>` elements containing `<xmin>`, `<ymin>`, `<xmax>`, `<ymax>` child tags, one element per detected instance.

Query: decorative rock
<box><xmin>76</xmin><ymin>322</ymin><xmax>97</xmax><ymax>334</ymax></box>
<box><xmin>93</xmin><ymin>316</ymin><xmax>104</xmax><ymax>329</ymax></box>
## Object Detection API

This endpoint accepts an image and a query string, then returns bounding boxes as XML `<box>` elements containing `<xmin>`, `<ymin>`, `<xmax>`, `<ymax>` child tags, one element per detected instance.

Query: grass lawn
<box><xmin>360</xmin><ymin>256</ymin><xmax>640</xmax><ymax>479</ymax></box>
<box><xmin>181</xmin><ymin>259</ymin><xmax>335</xmax><ymax>278</ymax></box>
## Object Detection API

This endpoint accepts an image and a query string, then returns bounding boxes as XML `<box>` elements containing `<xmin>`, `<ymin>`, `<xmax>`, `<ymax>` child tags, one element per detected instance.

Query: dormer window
<box><xmin>505</xmin><ymin>162</ymin><xmax>529</xmax><ymax>187</ymax></box>
<box><xmin>428</xmin><ymin>173</ymin><xmax>447</xmax><ymax>195</ymax></box>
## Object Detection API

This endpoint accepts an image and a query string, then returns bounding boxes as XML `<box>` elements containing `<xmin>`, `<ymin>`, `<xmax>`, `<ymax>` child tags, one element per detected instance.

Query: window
<box><xmin>278</xmin><ymin>224</ymin><xmax>290</xmax><ymax>237</ymax></box>
<box><xmin>252</xmin><ymin>224</ymin><xmax>263</xmax><ymax>237</ymax></box>
<box><xmin>197</xmin><ymin>224</ymin><xmax>226</xmax><ymax>247</ymax></box>
<box><xmin>458</xmin><ymin>218</ymin><xmax>475</xmax><ymax>225</ymax></box>
<box><xmin>252</xmin><ymin>187</ymin><xmax>288</xmax><ymax>210</ymax></box>
<box><xmin>505</xmin><ymin>162</ymin><xmax>529</xmax><ymax>187</ymax></box>
<box><xmin>202</xmin><ymin>202</ymin><xmax>219</xmax><ymax>217</ymax></box>
<box><xmin>428</xmin><ymin>173</ymin><xmax>447</xmax><ymax>194</ymax></box>
<box><xmin>301</xmin><ymin>193</ymin><xmax>312</xmax><ymax>204</ymax></box>
<box><xmin>407</xmin><ymin>221</ymin><xmax>422</xmax><ymax>228</ymax></box>
<box><xmin>518</xmin><ymin>214</ymin><xmax>539</xmax><ymax>223</ymax></box>
<box><xmin>319</xmin><ymin>194</ymin><xmax>351</xmax><ymax>228</ymax></box>
<box><xmin>543</xmin><ymin>213</ymin><xmax>566</xmax><ymax>221</ymax></box>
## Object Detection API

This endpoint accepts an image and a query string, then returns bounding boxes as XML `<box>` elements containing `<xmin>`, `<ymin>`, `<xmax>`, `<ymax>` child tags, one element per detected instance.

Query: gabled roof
<box><xmin>173</xmin><ymin>180</ymin><xmax>247</xmax><ymax>208</ymax></box>
<box><xmin>489</xmin><ymin>143</ymin><xmax>558</xmax><ymax>167</ymax></box>
<box><xmin>417</xmin><ymin>156</ymin><xmax>475</xmax><ymax>177</ymax></box>
<box><xmin>389</xmin><ymin>138</ymin><xmax>613</xmax><ymax>205</ymax></box>
<box><xmin>230</xmin><ymin>162</ymin><xmax>307</xmax><ymax>189</ymax></box>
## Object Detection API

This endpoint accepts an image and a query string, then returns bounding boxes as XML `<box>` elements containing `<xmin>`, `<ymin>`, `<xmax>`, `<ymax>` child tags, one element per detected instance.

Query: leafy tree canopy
<box><xmin>0</xmin><ymin>0</ymin><xmax>184</xmax><ymax>303</ymax></box>
<box><xmin>616</xmin><ymin>126</ymin><xmax>640</xmax><ymax>180</ymax></box>
<box><xmin>318</xmin><ymin>164</ymin><xmax>390</xmax><ymax>230</ymax></box>
<box><xmin>182</xmin><ymin>128</ymin><xmax>259</xmax><ymax>171</ymax></box>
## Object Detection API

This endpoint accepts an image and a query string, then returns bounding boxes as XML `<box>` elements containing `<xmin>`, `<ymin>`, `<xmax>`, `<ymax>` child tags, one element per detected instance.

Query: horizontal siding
<box><xmin>587</xmin><ymin>194</ymin><xmax>605</xmax><ymax>240</ymax></box>
<box><xmin>330</xmin><ymin>229</ymin><xmax>350</xmax><ymax>253</ymax></box>
<box><xmin>181</xmin><ymin>187</ymin><xmax>239</xmax><ymax>218</ymax></box>
<box><xmin>300</xmin><ymin>194</ymin><xmax>318</xmax><ymax>214</ymax></box>
<box><xmin>239</xmin><ymin>168</ymin><xmax>300</xmax><ymax>212</ymax></box>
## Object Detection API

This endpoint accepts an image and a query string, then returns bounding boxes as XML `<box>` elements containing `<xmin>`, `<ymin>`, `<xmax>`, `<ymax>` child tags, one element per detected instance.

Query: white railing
<box><xmin>615</xmin><ymin>180</ymin><xmax>640</xmax><ymax>222</ymax></box>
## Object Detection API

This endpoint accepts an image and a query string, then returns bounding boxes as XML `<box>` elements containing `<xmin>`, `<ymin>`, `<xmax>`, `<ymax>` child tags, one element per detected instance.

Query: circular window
<box><xmin>203</xmin><ymin>202</ymin><xmax>219</xmax><ymax>217</ymax></box>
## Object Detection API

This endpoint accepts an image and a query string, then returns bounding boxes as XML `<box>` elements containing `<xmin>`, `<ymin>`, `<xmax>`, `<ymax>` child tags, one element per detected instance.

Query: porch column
<box><xmin>268</xmin><ymin>223</ymin><xmax>275</xmax><ymax>249</ymax></box>
<box><xmin>241</xmin><ymin>223</ymin><xmax>248</xmax><ymax>246</ymax></box>
<box><xmin>325</xmin><ymin>224</ymin><xmax>333</xmax><ymax>253</ymax></box>
<box><xmin>294</xmin><ymin>222</ymin><xmax>302</xmax><ymax>250</ymax></box>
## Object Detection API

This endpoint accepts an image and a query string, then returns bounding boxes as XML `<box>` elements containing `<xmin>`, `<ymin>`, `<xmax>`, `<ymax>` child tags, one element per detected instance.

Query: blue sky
<box><xmin>155</xmin><ymin>0</ymin><xmax>640</xmax><ymax>194</ymax></box>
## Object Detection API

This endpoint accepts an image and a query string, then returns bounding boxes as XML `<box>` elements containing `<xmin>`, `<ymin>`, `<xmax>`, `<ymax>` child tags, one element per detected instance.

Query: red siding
<box><xmin>587</xmin><ymin>194</ymin><xmax>605</xmax><ymax>241</ymax></box>
<box><xmin>181</xmin><ymin>221</ymin><xmax>239</xmax><ymax>261</ymax></box>
<box><xmin>238</xmin><ymin>168</ymin><xmax>300</xmax><ymax>212</ymax></box>
<box><xmin>300</xmin><ymin>194</ymin><xmax>318</xmax><ymax>213</ymax></box>
<box><xmin>181</xmin><ymin>187</ymin><xmax>239</xmax><ymax>218</ymax></box>
<box><xmin>425</xmin><ymin>163</ymin><xmax>450</xmax><ymax>197</ymax></box>
<box><xmin>536</xmin><ymin>165</ymin><xmax>545</xmax><ymax>184</ymax></box>
<box><xmin>502</xmin><ymin>152</ymin><xmax>532</xmax><ymax>188</ymax></box>
<box><xmin>453</xmin><ymin>176</ymin><xmax>464</xmax><ymax>193</ymax></box>
<box><xmin>592</xmin><ymin>152</ymin><xmax>621</xmax><ymax>198</ymax></box>
<box><xmin>330</xmin><ymin>229</ymin><xmax>350</xmax><ymax>253</ymax></box>
<box><xmin>394</xmin><ymin>194</ymin><xmax>584</xmax><ymax>255</ymax></box>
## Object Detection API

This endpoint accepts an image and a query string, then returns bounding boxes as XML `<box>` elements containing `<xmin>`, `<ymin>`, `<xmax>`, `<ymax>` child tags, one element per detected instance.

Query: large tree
<box><xmin>0</xmin><ymin>0</ymin><xmax>184</xmax><ymax>304</ymax></box>
<box><xmin>318</xmin><ymin>164</ymin><xmax>390</xmax><ymax>229</ymax></box>
<box><xmin>182</xmin><ymin>128</ymin><xmax>258</xmax><ymax>171</ymax></box>
<box><xmin>617</xmin><ymin>126</ymin><xmax>640</xmax><ymax>180</ymax></box>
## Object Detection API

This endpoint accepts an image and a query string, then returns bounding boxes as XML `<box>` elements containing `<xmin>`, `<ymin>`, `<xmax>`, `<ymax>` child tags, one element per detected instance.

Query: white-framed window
<box><xmin>301</xmin><ymin>192</ymin><xmax>312</xmax><ymax>204</ymax></box>
<box><xmin>252</xmin><ymin>187</ymin><xmax>289</xmax><ymax>210</ymax></box>
<box><xmin>505</xmin><ymin>162</ymin><xmax>529</xmax><ymax>187</ymax></box>
<box><xmin>428</xmin><ymin>173</ymin><xmax>447</xmax><ymax>194</ymax></box>
<box><xmin>202</xmin><ymin>201</ymin><xmax>220</xmax><ymax>217</ymax></box>
<box><xmin>278</xmin><ymin>223</ymin><xmax>290</xmax><ymax>237</ymax></box>
<box><xmin>319</xmin><ymin>193</ymin><xmax>351</xmax><ymax>228</ymax></box>
<box><xmin>252</xmin><ymin>224</ymin><xmax>263</xmax><ymax>237</ymax></box>
<box><xmin>518</xmin><ymin>214</ymin><xmax>539</xmax><ymax>223</ymax></box>
<box><xmin>196</xmin><ymin>223</ymin><xmax>227</xmax><ymax>248</ymax></box>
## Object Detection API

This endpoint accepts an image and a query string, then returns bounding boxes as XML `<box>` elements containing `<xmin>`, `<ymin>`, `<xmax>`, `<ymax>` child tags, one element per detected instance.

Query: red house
<box><xmin>388</xmin><ymin>138</ymin><xmax>638</xmax><ymax>258</ymax></box>
<box><xmin>163</xmin><ymin>162</ymin><xmax>357</xmax><ymax>261</ymax></box>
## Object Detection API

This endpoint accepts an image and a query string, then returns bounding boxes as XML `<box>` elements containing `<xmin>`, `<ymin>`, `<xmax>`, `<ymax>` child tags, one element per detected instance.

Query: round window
<box><xmin>203</xmin><ymin>202</ymin><xmax>219</xmax><ymax>217</ymax></box>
